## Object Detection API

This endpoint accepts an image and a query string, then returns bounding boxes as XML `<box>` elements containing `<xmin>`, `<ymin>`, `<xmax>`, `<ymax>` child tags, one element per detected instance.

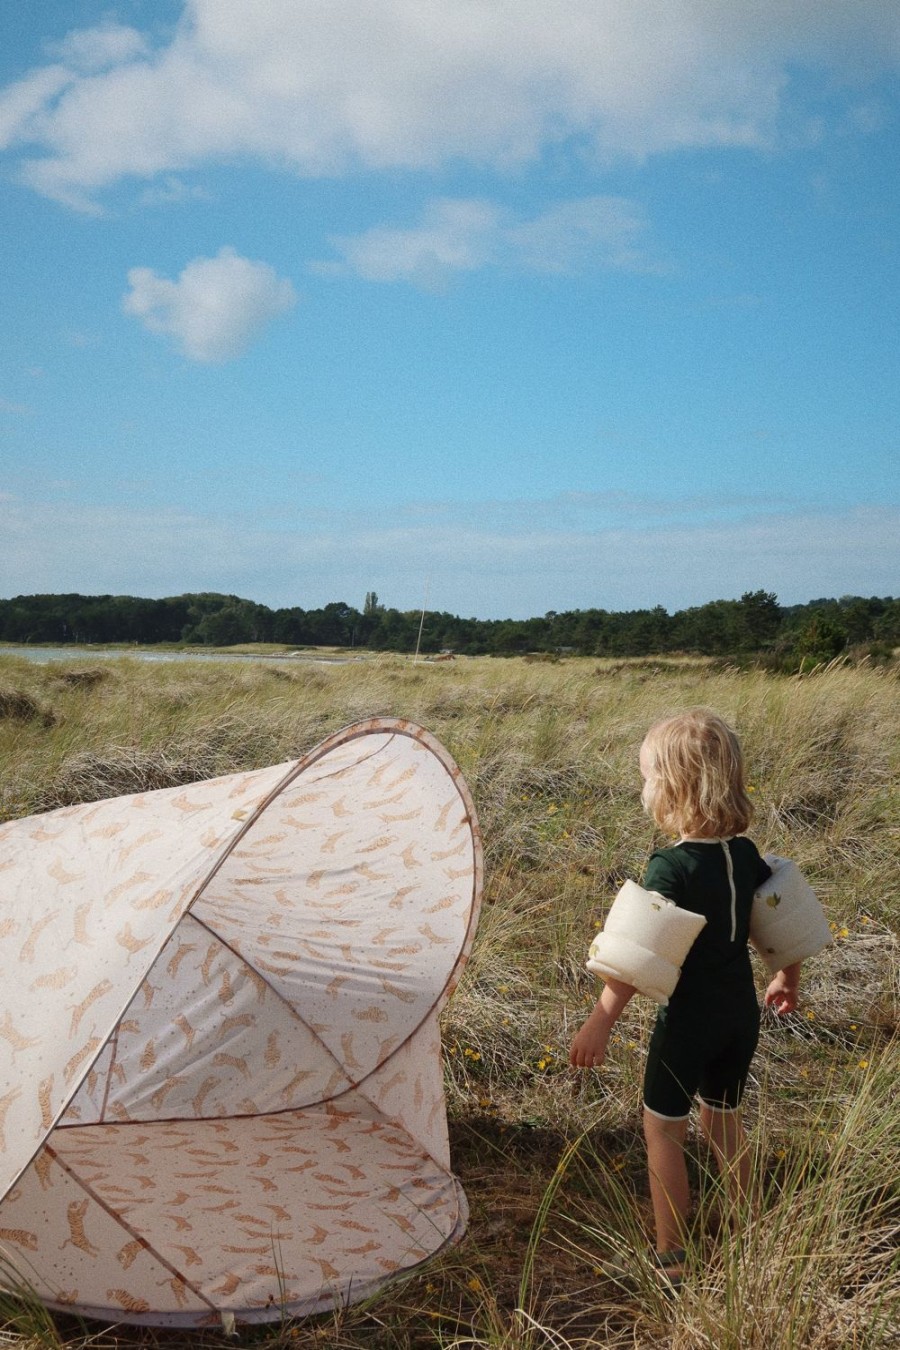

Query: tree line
<box><xmin>0</xmin><ymin>589</ymin><xmax>897</xmax><ymax>664</ymax></box>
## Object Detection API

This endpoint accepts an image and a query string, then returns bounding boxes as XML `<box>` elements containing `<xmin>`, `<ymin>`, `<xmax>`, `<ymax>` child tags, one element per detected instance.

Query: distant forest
<box><xmin>1</xmin><ymin>590</ymin><xmax>898</xmax><ymax>666</ymax></box>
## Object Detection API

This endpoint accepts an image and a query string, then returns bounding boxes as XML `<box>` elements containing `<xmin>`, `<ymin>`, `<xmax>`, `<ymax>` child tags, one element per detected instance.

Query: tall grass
<box><xmin>1</xmin><ymin>650</ymin><xmax>898</xmax><ymax>1347</ymax></box>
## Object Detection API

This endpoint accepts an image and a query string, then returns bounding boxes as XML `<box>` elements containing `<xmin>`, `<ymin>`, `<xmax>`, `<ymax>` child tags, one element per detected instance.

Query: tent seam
<box><xmin>186</xmin><ymin>910</ymin><xmax>354</xmax><ymax>1090</ymax></box>
<box><xmin>98</xmin><ymin>1025</ymin><xmax>120</xmax><ymax>1123</ymax></box>
<box><xmin>43</xmin><ymin>1144</ymin><xmax>218</xmax><ymax>1314</ymax></box>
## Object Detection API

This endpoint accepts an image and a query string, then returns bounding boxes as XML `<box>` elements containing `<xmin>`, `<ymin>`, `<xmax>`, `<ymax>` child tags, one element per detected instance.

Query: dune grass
<box><xmin>1</xmin><ymin>650</ymin><xmax>898</xmax><ymax>1348</ymax></box>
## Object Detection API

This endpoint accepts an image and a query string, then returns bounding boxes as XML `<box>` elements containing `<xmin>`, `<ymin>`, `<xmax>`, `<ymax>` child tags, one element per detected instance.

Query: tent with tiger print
<box><xmin>0</xmin><ymin>718</ymin><xmax>482</xmax><ymax>1327</ymax></box>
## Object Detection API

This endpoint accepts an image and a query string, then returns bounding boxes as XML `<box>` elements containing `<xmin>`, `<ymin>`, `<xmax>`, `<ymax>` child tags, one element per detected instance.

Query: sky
<box><xmin>0</xmin><ymin>1</ymin><xmax>897</xmax><ymax>621</ymax></box>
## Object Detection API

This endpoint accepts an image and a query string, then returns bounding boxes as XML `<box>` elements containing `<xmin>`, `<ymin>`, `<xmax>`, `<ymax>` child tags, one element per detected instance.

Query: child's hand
<box><xmin>765</xmin><ymin>964</ymin><xmax>800</xmax><ymax>1015</ymax></box>
<box><xmin>570</xmin><ymin>977</ymin><xmax>635</xmax><ymax>1067</ymax></box>
<box><xmin>569</xmin><ymin>1017</ymin><xmax>610</xmax><ymax>1069</ymax></box>
<box><xmin>566</xmin><ymin>1009</ymin><xmax>615</xmax><ymax>1069</ymax></box>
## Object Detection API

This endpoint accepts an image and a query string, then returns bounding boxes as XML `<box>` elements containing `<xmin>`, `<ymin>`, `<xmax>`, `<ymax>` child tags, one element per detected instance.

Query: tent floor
<box><xmin>1</xmin><ymin>1106</ymin><xmax>466</xmax><ymax>1327</ymax></box>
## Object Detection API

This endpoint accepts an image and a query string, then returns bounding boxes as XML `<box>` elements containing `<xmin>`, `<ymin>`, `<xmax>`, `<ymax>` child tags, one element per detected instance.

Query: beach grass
<box><xmin>1</xmin><ymin>650</ymin><xmax>898</xmax><ymax>1348</ymax></box>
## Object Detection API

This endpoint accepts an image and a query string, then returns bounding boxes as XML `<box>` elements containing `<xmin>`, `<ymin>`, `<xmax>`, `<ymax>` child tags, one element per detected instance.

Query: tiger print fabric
<box><xmin>0</xmin><ymin>719</ymin><xmax>481</xmax><ymax>1325</ymax></box>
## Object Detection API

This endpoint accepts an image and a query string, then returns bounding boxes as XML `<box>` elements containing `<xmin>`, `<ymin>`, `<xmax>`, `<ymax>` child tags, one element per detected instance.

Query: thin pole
<box><xmin>413</xmin><ymin>578</ymin><xmax>430</xmax><ymax>663</ymax></box>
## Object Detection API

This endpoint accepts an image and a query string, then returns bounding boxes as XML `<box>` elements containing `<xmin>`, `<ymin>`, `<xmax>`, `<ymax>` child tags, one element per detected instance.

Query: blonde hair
<box><xmin>641</xmin><ymin>708</ymin><xmax>753</xmax><ymax>838</ymax></box>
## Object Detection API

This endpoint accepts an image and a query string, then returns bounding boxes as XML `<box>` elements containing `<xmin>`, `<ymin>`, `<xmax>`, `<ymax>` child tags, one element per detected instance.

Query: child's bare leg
<box><xmin>698</xmin><ymin>1104</ymin><xmax>752</xmax><ymax>1218</ymax></box>
<box><xmin>642</xmin><ymin>1109</ymin><xmax>690</xmax><ymax>1259</ymax></box>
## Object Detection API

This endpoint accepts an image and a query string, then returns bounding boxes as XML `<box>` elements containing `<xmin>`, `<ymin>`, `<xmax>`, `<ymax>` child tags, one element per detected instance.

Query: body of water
<box><xmin>0</xmin><ymin>646</ymin><xmax>359</xmax><ymax>666</ymax></box>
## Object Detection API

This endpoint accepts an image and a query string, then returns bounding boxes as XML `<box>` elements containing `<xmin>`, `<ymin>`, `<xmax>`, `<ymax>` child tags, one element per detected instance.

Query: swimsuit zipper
<box><xmin>678</xmin><ymin>836</ymin><xmax>739</xmax><ymax>942</ymax></box>
<box><xmin>721</xmin><ymin>840</ymin><xmax>737</xmax><ymax>941</ymax></box>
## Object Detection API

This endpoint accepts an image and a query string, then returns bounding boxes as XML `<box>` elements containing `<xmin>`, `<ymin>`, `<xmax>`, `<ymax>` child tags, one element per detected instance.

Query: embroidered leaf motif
<box><xmin>766</xmin><ymin>893</ymin><xmax>782</xmax><ymax>909</ymax></box>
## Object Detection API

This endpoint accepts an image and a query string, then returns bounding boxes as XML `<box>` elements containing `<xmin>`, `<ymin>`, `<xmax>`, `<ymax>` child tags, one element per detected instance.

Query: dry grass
<box><xmin>1</xmin><ymin>651</ymin><xmax>898</xmax><ymax>1348</ymax></box>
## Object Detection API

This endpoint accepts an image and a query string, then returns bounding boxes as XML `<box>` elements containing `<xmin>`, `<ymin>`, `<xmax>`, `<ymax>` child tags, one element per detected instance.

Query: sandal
<box><xmin>653</xmin><ymin>1247</ymin><xmax>686</xmax><ymax>1294</ymax></box>
<box><xmin>596</xmin><ymin>1247</ymin><xmax>685</xmax><ymax>1291</ymax></box>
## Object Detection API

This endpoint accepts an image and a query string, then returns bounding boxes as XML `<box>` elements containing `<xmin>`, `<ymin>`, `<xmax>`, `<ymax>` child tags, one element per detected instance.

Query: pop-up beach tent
<box><xmin>0</xmin><ymin>718</ymin><xmax>482</xmax><ymax>1327</ymax></box>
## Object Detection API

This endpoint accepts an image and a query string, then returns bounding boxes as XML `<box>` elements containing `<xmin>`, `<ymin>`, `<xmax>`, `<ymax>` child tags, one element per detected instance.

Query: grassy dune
<box><xmin>1</xmin><ymin>652</ymin><xmax>898</xmax><ymax>1349</ymax></box>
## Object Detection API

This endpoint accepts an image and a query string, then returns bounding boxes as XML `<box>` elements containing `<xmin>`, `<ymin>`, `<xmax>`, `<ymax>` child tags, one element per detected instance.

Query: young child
<box><xmin>569</xmin><ymin>708</ymin><xmax>800</xmax><ymax>1285</ymax></box>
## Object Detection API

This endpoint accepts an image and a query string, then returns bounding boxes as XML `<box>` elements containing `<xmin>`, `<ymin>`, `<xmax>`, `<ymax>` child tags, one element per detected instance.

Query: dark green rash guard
<box><xmin>640</xmin><ymin>837</ymin><xmax>773</xmax><ymax>1117</ymax></box>
<box><xmin>643</xmin><ymin>837</ymin><xmax>772</xmax><ymax>1004</ymax></box>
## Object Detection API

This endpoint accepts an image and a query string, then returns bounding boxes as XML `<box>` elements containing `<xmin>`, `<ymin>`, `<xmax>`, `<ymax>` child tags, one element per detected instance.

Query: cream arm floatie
<box><xmin>750</xmin><ymin>856</ymin><xmax>832</xmax><ymax>976</ymax></box>
<box><xmin>586</xmin><ymin>879</ymin><xmax>707</xmax><ymax>1006</ymax></box>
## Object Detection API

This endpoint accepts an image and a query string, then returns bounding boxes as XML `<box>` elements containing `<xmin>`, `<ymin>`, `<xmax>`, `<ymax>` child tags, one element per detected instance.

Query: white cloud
<box><xmin>1</xmin><ymin>1</ymin><xmax>897</xmax><ymax>206</ymax></box>
<box><xmin>320</xmin><ymin>194</ymin><xmax>665</xmax><ymax>285</ymax></box>
<box><xmin>506</xmin><ymin>197</ymin><xmax>666</xmax><ymax>274</ymax></box>
<box><xmin>123</xmin><ymin>247</ymin><xmax>297</xmax><ymax>362</ymax></box>
<box><xmin>46</xmin><ymin>23</ymin><xmax>149</xmax><ymax>74</ymax></box>
<box><xmin>1</xmin><ymin>493</ymin><xmax>896</xmax><ymax>619</ymax></box>
<box><xmin>0</xmin><ymin>65</ymin><xmax>71</xmax><ymax>149</ymax></box>
<box><xmin>320</xmin><ymin>199</ymin><xmax>501</xmax><ymax>287</ymax></box>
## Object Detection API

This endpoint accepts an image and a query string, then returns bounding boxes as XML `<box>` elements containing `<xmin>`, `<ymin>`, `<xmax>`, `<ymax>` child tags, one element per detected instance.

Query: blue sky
<box><xmin>1</xmin><ymin>1</ymin><xmax>897</xmax><ymax>620</ymax></box>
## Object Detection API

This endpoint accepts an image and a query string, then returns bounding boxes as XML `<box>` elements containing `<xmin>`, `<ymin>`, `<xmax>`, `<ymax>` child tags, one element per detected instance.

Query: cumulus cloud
<box><xmin>0</xmin><ymin>0</ymin><xmax>897</xmax><ymax>206</ymax></box>
<box><xmin>320</xmin><ymin>195</ymin><xmax>665</xmax><ymax>285</ymax></box>
<box><xmin>123</xmin><ymin>247</ymin><xmax>296</xmax><ymax>362</ymax></box>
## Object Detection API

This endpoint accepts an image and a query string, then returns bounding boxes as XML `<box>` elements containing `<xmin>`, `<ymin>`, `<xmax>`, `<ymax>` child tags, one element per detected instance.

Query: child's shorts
<box><xmin>643</xmin><ymin>987</ymin><xmax>760</xmax><ymax>1120</ymax></box>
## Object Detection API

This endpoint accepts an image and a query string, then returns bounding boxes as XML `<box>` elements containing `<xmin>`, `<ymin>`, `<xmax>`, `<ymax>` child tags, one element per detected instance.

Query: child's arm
<box><xmin>570</xmin><ymin>976</ymin><xmax>635</xmax><ymax>1069</ymax></box>
<box><xmin>764</xmin><ymin>961</ymin><xmax>801</xmax><ymax>1015</ymax></box>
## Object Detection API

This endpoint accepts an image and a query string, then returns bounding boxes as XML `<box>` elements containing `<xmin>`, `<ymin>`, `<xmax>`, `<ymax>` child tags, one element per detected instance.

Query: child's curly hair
<box><xmin>641</xmin><ymin>708</ymin><xmax>753</xmax><ymax>838</ymax></box>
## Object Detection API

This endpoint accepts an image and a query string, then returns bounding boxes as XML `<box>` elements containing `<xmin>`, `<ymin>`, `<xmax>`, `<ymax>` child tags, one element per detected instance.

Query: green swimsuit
<box><xmin>642</xmin><ymin>837</ymin><xmax>772</xmax><ymax>1119</ymax></box>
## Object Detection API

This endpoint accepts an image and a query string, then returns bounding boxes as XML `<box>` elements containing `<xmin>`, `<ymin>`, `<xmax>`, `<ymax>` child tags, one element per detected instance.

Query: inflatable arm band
<box><xmin>750</xmin><ymin>856</ymin><xmax>832</xmax><ymax>976</ymax></box>
<box><xmin>586</xmin><ymin>879</ymin><xmax>707</xmax><ymax>1005</ymax></box>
